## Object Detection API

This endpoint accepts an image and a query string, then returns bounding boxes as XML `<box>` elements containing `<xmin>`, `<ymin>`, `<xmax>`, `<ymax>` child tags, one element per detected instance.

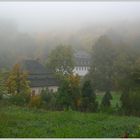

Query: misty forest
<box><xmin>0</xmin><ymin>2</ymin><xmax>140</xmax><ymax>138</ymax></box>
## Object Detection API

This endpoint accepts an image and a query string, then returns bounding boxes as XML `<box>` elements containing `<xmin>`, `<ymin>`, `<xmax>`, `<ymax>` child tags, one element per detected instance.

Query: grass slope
<box><xmin>0</xmin><ymin>105</ymin><xmax>140</xmax><ymax>138</ymax></box>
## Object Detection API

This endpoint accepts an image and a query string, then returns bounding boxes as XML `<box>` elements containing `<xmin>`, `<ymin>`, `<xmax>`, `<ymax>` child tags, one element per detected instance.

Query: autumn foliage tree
<box><xmin>6</xmin><ymin>64</ymin><xmax>30</xmax><ymax>95</ymax></box>
<box><xmin>57</xmin><ymin>74</ymin><xmax>81</xmax><ymax>110</ymax></box>
<box><xmin>68</xmin><ymin>74</ymin><xmax>81</xmax><ymax>110</ymax></box>
<box><xmin>0</xmin><ymin>71</ymin><xmax>7</xmax><ymax>99</ymax></box>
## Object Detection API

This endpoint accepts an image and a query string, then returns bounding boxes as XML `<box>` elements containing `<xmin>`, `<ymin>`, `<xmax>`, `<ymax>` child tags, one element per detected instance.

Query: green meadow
<box><xmin>0</xmin><ymin>104</ymin><xmax>140</xmax><ymax>138</ymax></box>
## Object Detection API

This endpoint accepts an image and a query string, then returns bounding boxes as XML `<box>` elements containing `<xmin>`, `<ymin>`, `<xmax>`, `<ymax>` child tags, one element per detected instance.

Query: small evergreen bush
<box><xmin>101</xmin><ymin>91</ymin><xmax>113</xmax><ymax>108</ymax></box>
<box><xmin>9</xmin><ymin>92</ymin><xmax>30</xmax><ymax>106</ymax></box>
<box><xmin>81</xmin><ymin>80</ymin><xmax>98</xmax><ymax>112</ymax></box>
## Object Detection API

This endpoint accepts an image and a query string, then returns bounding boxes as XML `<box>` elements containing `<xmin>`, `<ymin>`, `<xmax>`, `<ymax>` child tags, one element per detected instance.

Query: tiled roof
<box><xmin>28</xmin><ymin>75</ymin><xmax>59</xmax><ymax>87</ymax></box>
<box><xmin>21</xmin><ymin>60</ymin><xmax>49</xmax><ymax>74</ymax></box>
<box><xmin>20</xmin><ymin>60</ymin><xmax>59</xmax><ymax>87</ymax></box>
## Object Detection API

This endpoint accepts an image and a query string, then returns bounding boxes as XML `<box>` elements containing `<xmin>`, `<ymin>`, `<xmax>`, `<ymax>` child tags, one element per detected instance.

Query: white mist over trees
<box><xmin>0</xmin><ymin>2</ymin><xmax>140</xmax><ymax>69</ymax></box>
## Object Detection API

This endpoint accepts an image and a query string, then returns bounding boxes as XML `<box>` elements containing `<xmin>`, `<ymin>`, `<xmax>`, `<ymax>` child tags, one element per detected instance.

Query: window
<box><xmin>31</xmin><ymin>90</ymin><xmax>35</xmax><ymax>96</ymax></box>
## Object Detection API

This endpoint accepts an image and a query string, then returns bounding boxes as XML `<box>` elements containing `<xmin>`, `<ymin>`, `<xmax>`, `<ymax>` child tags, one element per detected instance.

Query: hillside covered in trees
<box><xmin>0</xmin><ymin>17</ymin><xmax>140</xmax><ymax>69</ymax></box>
<box><xmin>0</xmin><ymin>2</ymin><xmax>140</xmax><ymax>138</ymax></box>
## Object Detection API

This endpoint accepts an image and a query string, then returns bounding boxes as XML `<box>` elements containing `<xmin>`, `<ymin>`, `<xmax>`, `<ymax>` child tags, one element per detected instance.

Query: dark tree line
<box><xmin>89</xmin><ymin>35</ymin><xmax>140</xmax><ymax>116</ymax></box>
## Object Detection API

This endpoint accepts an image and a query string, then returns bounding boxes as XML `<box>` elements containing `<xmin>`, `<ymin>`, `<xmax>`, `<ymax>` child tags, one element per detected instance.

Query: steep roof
<box><xmin>20</xmin><ymin>60</ymin><xmax>59</xmax><ymax>87</ymax></box>
<box><xmin>28</xmin><ymin>76</ymin><xmax>59</xmax><ymax>87</ymax></box>
<box><xmin>74</xmin><ymin>50</ymin><xmax>91</xmax><ymax>59</ymax></box>
<box><xmin>74</xmin><ymin>51</ymin><xmax>91</xmax><ymax>66</ymax></box>
<box><xmin>21</xmin><ymin>60</ymin><xmax>48</xmax><ymax>74</ymax></box>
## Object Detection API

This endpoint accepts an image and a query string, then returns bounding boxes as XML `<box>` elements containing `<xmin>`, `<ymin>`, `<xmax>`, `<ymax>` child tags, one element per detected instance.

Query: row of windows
<box><xmin>77</xmin><ymin>60</ymin><xmax>90</xmax><ymax>65</ymax></box>
<box><xmin>75</xmin><ymin>67</ymin><xmax>89</xmax><ymax>71</ymax></box>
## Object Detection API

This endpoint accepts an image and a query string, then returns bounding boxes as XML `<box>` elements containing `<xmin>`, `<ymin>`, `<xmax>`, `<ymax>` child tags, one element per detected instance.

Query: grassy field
<box><xmin>0</xmin><ymin>105</ymin><xmax>140</xmax><ymax>138</ymax></box>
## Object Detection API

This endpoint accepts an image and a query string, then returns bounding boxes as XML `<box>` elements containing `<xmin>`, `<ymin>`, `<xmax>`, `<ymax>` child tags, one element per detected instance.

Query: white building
<box><xmin>73</xmin><ymin>51</ymin><xmax>91</xmax><ymax>76</ymax></box>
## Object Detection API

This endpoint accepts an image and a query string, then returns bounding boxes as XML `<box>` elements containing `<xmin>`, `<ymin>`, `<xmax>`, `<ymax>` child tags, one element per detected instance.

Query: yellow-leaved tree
<box><xmin>6</xmin><ymin>64</ymin><xmax>30</xmax><ymax>95</ymax></box>
<box><xmin>57</xmin><ymin>74</ymin><xmax>81</xmax><ymax>110</ymax></box>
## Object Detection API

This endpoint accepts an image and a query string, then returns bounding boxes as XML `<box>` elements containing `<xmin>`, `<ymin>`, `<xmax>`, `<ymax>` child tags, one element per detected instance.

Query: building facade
<box><xmin>73</xmin><ymin>51</ymin><xmax>91</xmax><ymax>76</ymax></box>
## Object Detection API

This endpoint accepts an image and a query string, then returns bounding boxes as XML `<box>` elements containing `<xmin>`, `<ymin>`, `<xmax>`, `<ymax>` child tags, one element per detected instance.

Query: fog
<box><xmin>0</xmin><ymin>2</ymin><xmax>140</xmax><ymax>32</ymax></box>
<box><xmin>0</xmin><ymin>2</ymin><xmax>140</xmax><ymax>68</ymax></box>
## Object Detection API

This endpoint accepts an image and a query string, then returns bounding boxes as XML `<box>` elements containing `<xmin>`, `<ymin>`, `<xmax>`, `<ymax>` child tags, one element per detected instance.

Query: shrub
<box><xmin>9</xmin><ymin>92</ymin><xmax>30</xmax><ymax>106</ymax></box>
<box><xmin>101</xmin><ymin>91</ymin><xmax>113</xmax><ymax>110</ymax></box>
<box><xmin>41</xmin><ymin>88</ymin><xmax>51</xmax><ymax>103</ymax></box>
<box><xmin>41</xmin><ymin>88</ymin><xmax>57</xmax><ymax>110</ymax></box>
<box><xmin>120</xmin><ymin>89</ymin><xmax>140</xmax><ymax>116</ymax></box>
<box><xmin>29</xmin><ymin>95</ymin><xmax>42</xmax><ymax>108</ymax></box>
<box><xmin>81</xmin><ymin>80</ymin><xmax>98</xmax><ymax>112</ymax></box>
